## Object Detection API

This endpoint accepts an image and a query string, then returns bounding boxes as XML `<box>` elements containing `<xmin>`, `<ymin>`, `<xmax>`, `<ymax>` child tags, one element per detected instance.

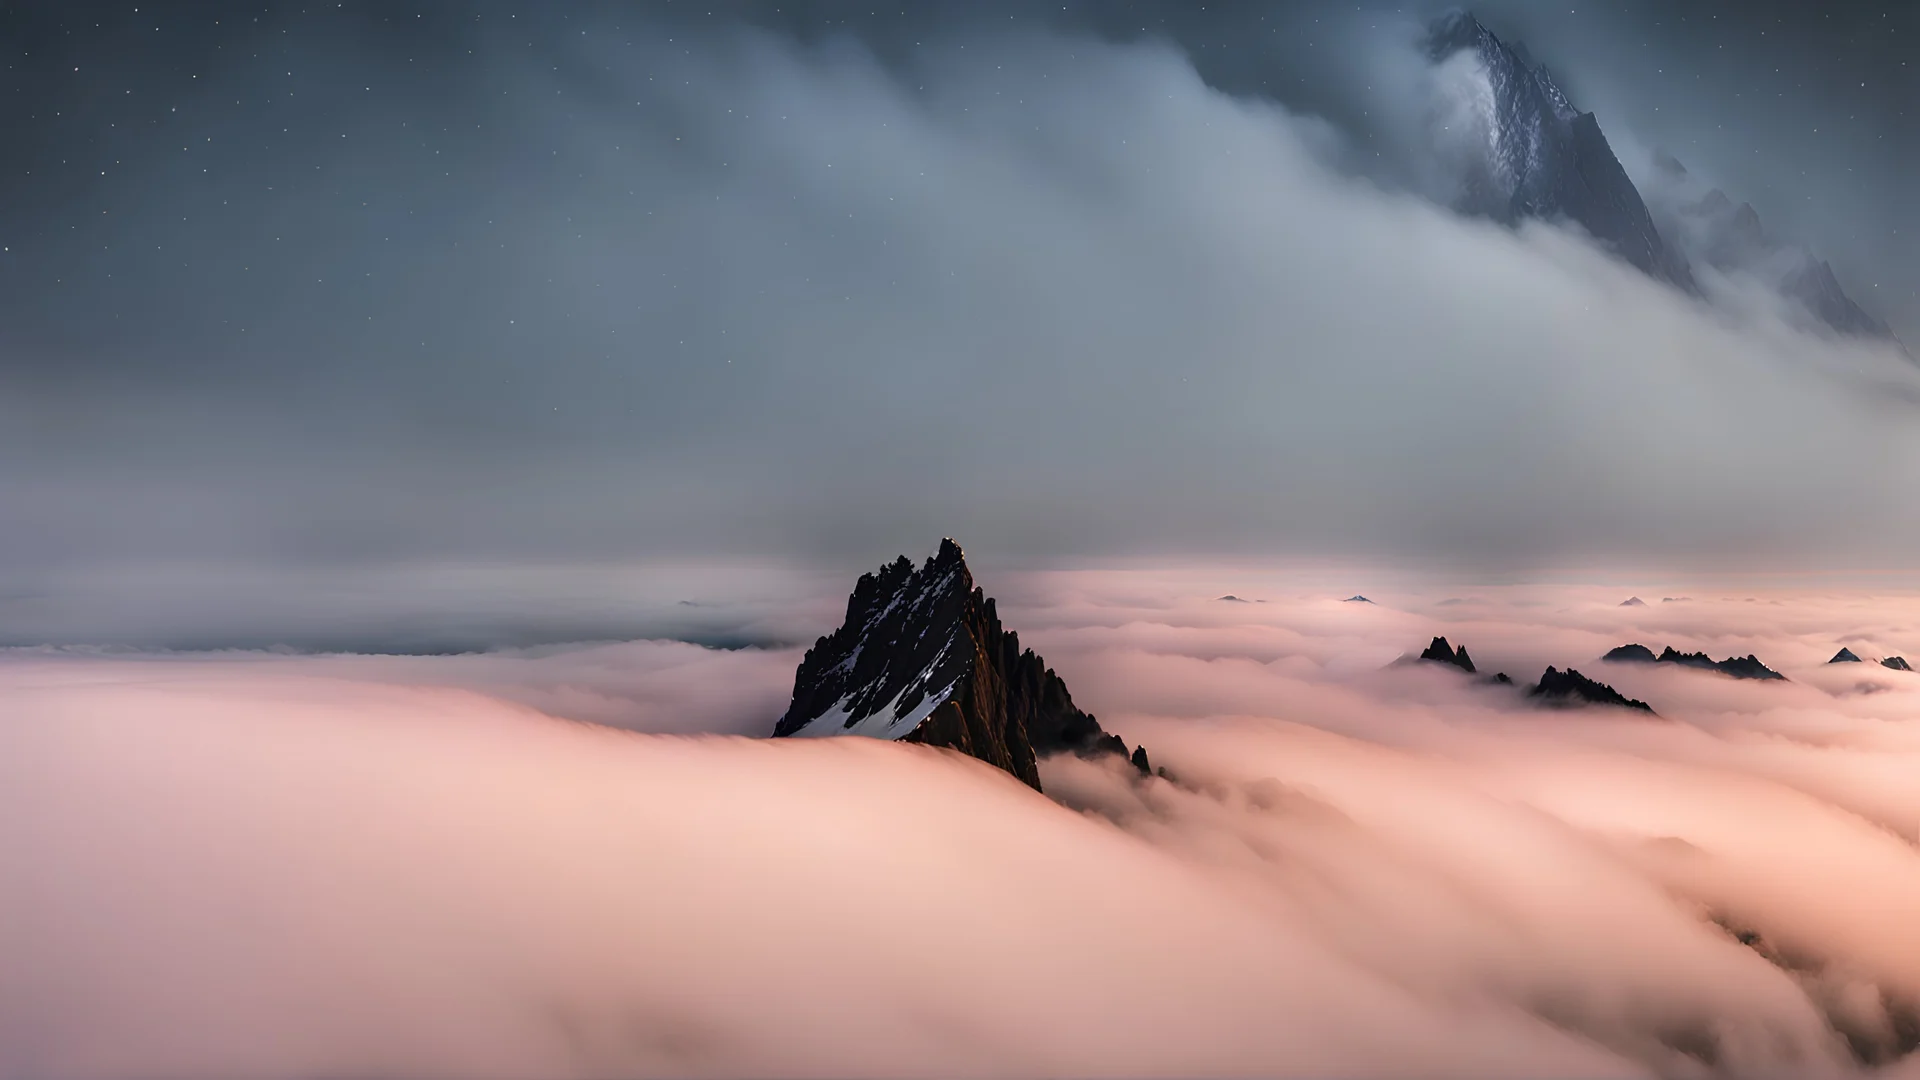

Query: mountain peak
<box><xmin>1656</xmin><ymin>157</ymin><xmax>1900</xmax><ymax>348</ymax></box>
<box><xmin>1531</xmin><ymin>667</ymin><xmax>1658</xmax><ymax>714</ymax></box>
<box><xmin>934</xmin><ymin>536</ymin><xmax>967</xmax><ymax>567</ymax></box>
<box><xmin>1423</xmin><ymin>10</ymin><xmax>1696</xmax><ymax>291</ymax></box>
<box><xmin>1425</xmin><ymin>8</ymin><xmax>1490</xmax><ymax>59</ymax></box>
<box><xmin>1419</xmin><ymin>636</ymin><xmax>1477</xmax><ymax>674</ymax></box>
<box><xmin>773</xmin><ymin>541</ymin><xmax>1148</xmax><ymax>791</ymax></box>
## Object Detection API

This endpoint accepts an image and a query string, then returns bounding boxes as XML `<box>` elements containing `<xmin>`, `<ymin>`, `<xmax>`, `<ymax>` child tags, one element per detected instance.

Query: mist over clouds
<box><xmin>12</xmin><ymin>573</ymin><xmax>1920</xmax><ymax>1077</ymax></box>
<box><xmin>1</xmin><ymin>2</ymin><xmax>1916</xmax><ymax>577</ymax></box>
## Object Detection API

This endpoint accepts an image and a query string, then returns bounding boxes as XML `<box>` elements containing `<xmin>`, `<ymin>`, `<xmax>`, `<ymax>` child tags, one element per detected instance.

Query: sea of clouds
<box><xmin>9</xmin><ymin>566</ymin><xmax>1920</xmax><ymax>1079</ymax></box>
<box><xmin>8</xmin><ymin>11</ymin><xmax>1920</xmax><ymax>1078</ymax></box>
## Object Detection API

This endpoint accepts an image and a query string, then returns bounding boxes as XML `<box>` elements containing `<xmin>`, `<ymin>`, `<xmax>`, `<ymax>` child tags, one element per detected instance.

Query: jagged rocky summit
<box><xmin>1531</xmin><ymin>667</ymin><xmax>1658</xmax><ymax>715</ymax></box>
<box><xmin>1884</xmin><ymin>656</ymin><xmax>1913</xmax><ymax>672</ymax></box>
<box><xmin>1420</xmin><ymin>636</ymin><xmax>1477</xmax><ymax>674</ymax></box>
<box><xmin>1604</xmin><ymin>644</ymin><xmax>1786</xmax><ymax>681</ymax></box>
<box><xmin>1411</xmin><ymin>636</ymin><xmax>1513</xmax><ymax>684</ymax></box>
<box><xmin>772</xmin><ymin>539</ymin><xmax>1148</xmax><ymax>792</ymax></box>
<box><xmin>1406</xmin><ymin>636</ymin><xmax>1658</xmax><ymax>706</ymax></box>
<box><xmin>1425</xmin><ymin>10</ymin><xmax>1695</xmax><ymax>291</ymax></box>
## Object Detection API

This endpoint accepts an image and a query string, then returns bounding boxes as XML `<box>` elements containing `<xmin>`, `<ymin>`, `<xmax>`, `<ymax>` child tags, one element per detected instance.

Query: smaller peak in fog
<box><xmin>1419</xmin><ymin>636</ymin><xmax>1477</xmax><ymax>674</ymax></box>
<box><xmin>1530</xmin><ymin>667</ymin><xmax>1658</xmax><ymax>715</ymax></box>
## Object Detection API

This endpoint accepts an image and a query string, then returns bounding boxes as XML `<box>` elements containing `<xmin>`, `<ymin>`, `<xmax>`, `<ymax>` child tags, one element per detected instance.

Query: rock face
<box><xmin>1604</xmin><ymin>643</ymin><xmax>1786</xmax><ymax>681</ymax></box>
<box><xmin>1830</xmin><ymin>648</ymin><xmax>1864</xmax><ymax>664</ymax></box>
<box><xmin>1883</xmin><ymin>657</ymin><xmax>1913</xmax><ymax>672</ymax></box>
<box><xmin>1425</xmin><ymin>10</ymin><xmax>1695</xmax><ymax>291</ymax></box>
<box><xmin>772</xmin><ymin>539</ymin><xmax>1146</xmax><ymax>792</ymax></box>
<box><xmin>1530</xmin><ymin>667</ymin><xmax>1657</xmax><ymax>714</ymax></box>
<box><xmin>1420</xmin><ymin>636</ymin><xmax>1477</xmax><ymax>674</ymax></box>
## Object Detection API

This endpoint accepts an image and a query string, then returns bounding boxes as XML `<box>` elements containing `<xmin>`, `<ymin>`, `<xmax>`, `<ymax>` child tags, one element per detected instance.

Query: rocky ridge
<box><xmin>1604</xmin><ymin>644</ymin><xmax>1786</xmax><ymax>681</ymax></box>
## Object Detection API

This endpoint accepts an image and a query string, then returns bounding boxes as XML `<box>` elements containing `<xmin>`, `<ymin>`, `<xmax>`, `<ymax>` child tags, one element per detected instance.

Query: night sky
<box><xmin>1</xmin><ymin>0</ymin><xmax>1915</xmax><ymax>582</ymax></box>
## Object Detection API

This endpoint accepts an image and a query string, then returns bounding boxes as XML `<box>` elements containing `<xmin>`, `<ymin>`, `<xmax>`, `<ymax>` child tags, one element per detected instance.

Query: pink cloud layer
<box><xmin>8</xmin><ymin>570</ymin><xmax>1920</xmax><ymax>1077</ymax></box>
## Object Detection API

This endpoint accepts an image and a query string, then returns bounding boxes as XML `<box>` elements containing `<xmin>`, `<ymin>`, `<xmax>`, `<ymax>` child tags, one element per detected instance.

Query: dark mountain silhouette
<box><xmin>1604</xmin><ymin>643</ymin><xmax>1785</xmax><ymax>681</ymax></box>
<box><xmin>772</xmin><ymin>539</ymin><xmax>1148</xmax><ymax>792</ymax></box>
<box><xmin>1530</xmin><ymin>667</ymin><xmax>1657</xmax><ymax>714</ymax></box>
<box><xmin>1604</xmin><ymin>644</ymin><xmax>1657</xmax><ymax>663</ymax></box>
<box><xmin>1420</xmin><ymin>636</ymin><xmax>1477</xmax><ymax>673</ymax></box>
<box><xmin>1830</xmin><ymin>648</ymin><xmax>1863</xmax><ymax>664</ymax></box>
<box><xmin>1883</xmin><ymin>657</ymin><xmax>1913</xmax><ymax>672</ymax></box>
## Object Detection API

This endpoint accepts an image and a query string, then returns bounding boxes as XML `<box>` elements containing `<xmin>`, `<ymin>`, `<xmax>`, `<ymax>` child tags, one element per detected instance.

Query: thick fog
<box><xmin>3</xmin><ymin>7</ymin><xmax>1917</xmax><ymax>578</ymax></box>
<box><xmin>11</xmin><ymin>572</ymin><xmax>1920</xmax><ymax>1077</ymax></box>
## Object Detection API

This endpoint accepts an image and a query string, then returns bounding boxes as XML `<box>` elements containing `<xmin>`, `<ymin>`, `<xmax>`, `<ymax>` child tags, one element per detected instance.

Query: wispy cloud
<box><xmin>5</xmin><ymin>18</ymin><xmax>1918</xmax><ymax>570</ymax></box>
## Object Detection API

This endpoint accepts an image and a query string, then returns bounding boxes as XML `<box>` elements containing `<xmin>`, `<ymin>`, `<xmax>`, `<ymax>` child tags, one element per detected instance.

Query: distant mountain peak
<box><xmin>1419</xmin><ymin>635</ymin><xmax>1477</xmax><ymax>674</ymax></box>
<box><xmin>1604</xmin><ymin>643</ymin><xmax>1785</xmax><ymax>681</ymax></box>
<box><xmin>1425</xmin><ymin>8</ymin><xmax>1490</xmax><ymax>59</ymax></box>
<box><xmin>1422</xmin><ymin>10</ymin><xmax>1695</xmax><ymax>291</ymax></box>
<box><xmin>1655</xmin><ymin>152</ymin><xmax>1901</xmax><ymax>347</ymax></box>
<box><xmin>1531</xmin><ymin>667</ymin><xmax>1658</xmax><ymax>714</ymax></box>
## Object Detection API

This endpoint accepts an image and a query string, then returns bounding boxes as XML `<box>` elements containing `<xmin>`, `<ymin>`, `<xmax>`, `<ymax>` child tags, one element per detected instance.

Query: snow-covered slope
<box><xmin>773</xmin><ymin>539</ymin><xmax>1146</xmax><ymax>791</ymax></box>
<box><xmin>775</xmin><ymin>541</ymin><xmax>974</xmax><ymax>743</ymax></box>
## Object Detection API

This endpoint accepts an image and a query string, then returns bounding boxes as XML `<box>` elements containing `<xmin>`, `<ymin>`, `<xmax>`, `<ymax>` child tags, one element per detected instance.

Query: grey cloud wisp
<box><xmin>3</xmin><ymin>7</ymin><xmax>1917</xmax><ymax>579</ymax></box>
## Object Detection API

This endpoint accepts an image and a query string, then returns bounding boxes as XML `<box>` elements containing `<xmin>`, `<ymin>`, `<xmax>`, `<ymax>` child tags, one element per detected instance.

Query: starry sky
<box><xmin>1</xmin><ymin>0</ymin><xmax>1915</xmax><ymax>583</ymax></box>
